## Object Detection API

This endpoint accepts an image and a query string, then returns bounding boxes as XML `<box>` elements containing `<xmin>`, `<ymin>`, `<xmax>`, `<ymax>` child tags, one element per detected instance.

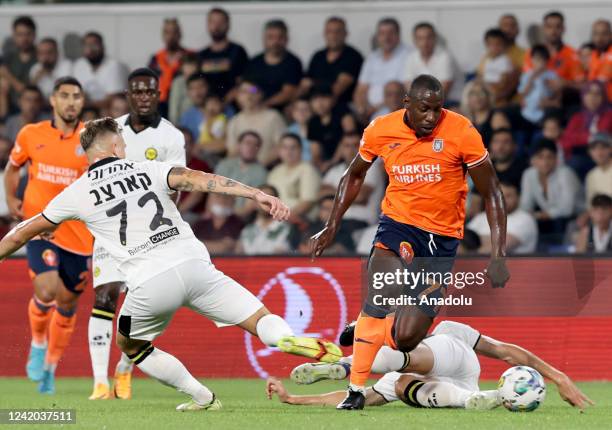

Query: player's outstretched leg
<box><xmin>395</xmin><ymin>374</ymin><xmax>484</xmax><ymax>409</ymax></box>
<box><xmin>26</xmin><ymin>296</ymin><xmax>54</xmax><ymax>382</ymax></box>
<box><xmin>116</xmin><ymin>334</ymin><xmax>220</xmax><ymax>412</ymax></box>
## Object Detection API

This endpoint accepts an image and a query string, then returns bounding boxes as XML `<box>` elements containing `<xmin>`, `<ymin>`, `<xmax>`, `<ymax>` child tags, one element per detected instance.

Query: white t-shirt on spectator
<box><xmin>468</xmin><ymin>209</ymin><xmax>538</xmax><ymax>254</ymax></box>
<box><xmin>358</xmin><ymin>44</ymin><xmax>411</xmax><ymax>106</ymax></box>
<box><xmin>356</xmin><ymin>224</ymin><xmax>379</xmax><ymax>255</ymax></box>
<box><xmin>73</xmin><ymin>56</ymin><xmax>128</xmax><ymax>102</ymax></box>
<box><xmin>482</xmin><ymin>54</ymin><xmax>512</xmax><ymax>84</ymax></box>
<box><xmin>29</xmin><ymin>60</ymin><xmax>73</xmax><ymax>99</ymax></box>
<box><xmin>404</xmin><ymin>46</ymin><xmax>463</xmax><ymax>101</ymax></box>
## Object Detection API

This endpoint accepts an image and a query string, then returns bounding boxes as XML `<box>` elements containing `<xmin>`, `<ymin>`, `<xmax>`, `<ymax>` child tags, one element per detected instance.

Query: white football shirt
<box><xmin>43</xmin><ymin>158</ymin><xmax>210</xmax><ymax>286</ymax></box>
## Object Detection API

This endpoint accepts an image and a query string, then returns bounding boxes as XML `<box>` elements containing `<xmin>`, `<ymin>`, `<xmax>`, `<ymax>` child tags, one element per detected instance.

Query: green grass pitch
<box><xmin>0</xmin><ymin>378</ymin><xmax>610</xmax><ymax>430</ymax></box>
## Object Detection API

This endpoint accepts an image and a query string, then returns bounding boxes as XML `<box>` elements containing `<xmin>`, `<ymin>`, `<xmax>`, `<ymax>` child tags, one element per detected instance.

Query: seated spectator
<box><xmin>585</xmin><ymin>132</ymin><xmax>611</xmax><ymax>205</ymax></box>
<box><xmin>73</xmin><ymin>32</ymin><xmax>128</xmax><ymax>108</ymax></box>
<box><xmin>29</xmin><ymin>38</ymin><xmax>72</xmax><ymax>100</ymax></box>
<box><xmin>5</xmin><ymin>85</ymin><xmax>46</xmax><ymax>142</ymax></box>
<box><xmin>168</xmin><ymin>52</ymin><xmax>200</xmax><ymax>124</ymax></box>
<box><xmin>371</xmin><ymin>80</ymin><xmax>405</xmax><ymax>119</ymax></box>
<box><xmin>196</xmin><ymin>93</ymin><xmax>228</xmax><ymax>166</ymax></box>
<box><xmin>353</xmin><ymin>18</ymin><xmax>410</xmax><ymax>120</ymax></box>
<box><xmin>498</xmin><ymin>14</ymin><xmax>526</xmax><ymax>70</ymax></box>
<box><xmin>574</xmin><ymin>194</ymin><xmax>612</xmax><ymax>253</ymax></box>
<box><xmin>215</xmin><ymin>130</ymin><xmax>268</xmax><ymax>218</ymax></box>
<box><xmin>320</xmin><ymin>133</ymin><xmax>384</xmax><ymax>228</ymax></box>
<box><xmin>107</xmin><ymin>93</ymin><xmax>129</xmax><ymax>119</ymax></box>
<box><xmin>560</xmin><ymin>80</ymin><xmax>612</xmax><ymax>178</ymax></box>
<box><xmin>244</xmin><ymin>19</ymin><xmax>302</xmax><ymax>111</ymax></box>
<box><xmin>404</xmin><ymin>22</ymin><xmax>463</xmax><ymax>105</ymax></box>
<box><xmin>299</xmin><ymin>16</ymin><xmax>363</xmax><ymax>108</ymax></box>
<box><xmin>192</xmin><ymin>193</ymin><xmax>244</xmax><ymax>255</ymax></box>
<box><xmin>226</xmin><ymin>81</ymin><xmax>286</xmax><ymax>167</ymax></box>
<box><xmin>0</xmin><ymin>135</ymin><xmax>12</xmax><ymax>237</ymax></box>
<box><xmin>81</xmin><ymin>106</ymin><xmax>100</xmax><ymax>123</ymax></box>
<box><xmin>148</xmin><ymin>18</ymin><xmax>191</xmax><ymax>114</ymax></box>
<box><xmin>307</xmin><ymin>84</ymin><xmax>346</xmax><ymax>169</ymax></box>
<box><xmin>460</xmin><ymin>81</ymin><xmax>495</xmax><ymax>145</ymax></box>
<box><xmin>477</xmin><ymin>28</ymin><xmax>516</xmax><ymax>106</ymax></box>
<box><xmin>267</xmin><ymin>133</ymin><xmax>321</xmax><ymax>221</ymax></box>
<box><xmin>518</xmin><ymin>44</ymin><xmax>560</xmax><ymax>125</ymax></box>
<box><xmin>520</xmin><ymin>139</ymin><xmax>583</xmax><ymax>246</ymax></box>
<box><xmin>0</xmin><ymin>16</ymin><xmax>37</xmax><ymax>110</ymax></box>
<box><xmin>176</xmin><ymin>127</ymin><xmax>212</xmax><ymax>222</ymax></box>
<box><xmin>577</xmin><ymin>42</ymin><xmax>595</xmax><ymax>83</ymax></box>
<box><xmin>531</xmin><ymin>114</ymin><xmax>565</xmax><ymax>162</ymax></box>
<box><xmin>235</xmin><ymin>184</ymin><xmax>291</xmax><ymax>255</ymax></box>
<box><xmin>199</xmin><ymin>7</ymin><xmax>248</xmax><ymax>101</ymax></box>
<box><xmin>290</xmin><ymin>195</ymin><xmax>354</xmax><ymax>255</ymax></box>
<box><xmin>286</xmin><ymin>97</ymin><xmax>313</xmax><ymax>162</ymax></box>
<box><xmin>355</xmin><ymin>224</ymin><xmax>378</xmax><ymax>256</ymax></box>
<box><xmin>588</xmin><ymin>19</ymin><xmax>611</xmax><ymax>100</ymax></box>
<box><xmin>179</xmin><ymin>72</ymin><xmax>209</xmax><ymax>141</ymax></box>
<box><xmin>469</xmin><ymin>182</ymin><xmax>537</xmax><ymax>254</ymax></box>
<box><xmin>489</xmin><ymin>128</ymin><xmax>528</xmax><ymax>190</ymax></box>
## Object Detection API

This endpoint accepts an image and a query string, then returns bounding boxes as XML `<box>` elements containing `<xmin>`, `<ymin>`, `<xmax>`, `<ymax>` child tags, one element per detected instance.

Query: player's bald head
<box><xmin>407</xmin><ymin>74</ymin><xmax>444</xmax><ymax>100</ymax></box>
<box><xmin>80</xmin><ymin>117</ymin><xmax>123</xmax><ymax>155</ymax></box>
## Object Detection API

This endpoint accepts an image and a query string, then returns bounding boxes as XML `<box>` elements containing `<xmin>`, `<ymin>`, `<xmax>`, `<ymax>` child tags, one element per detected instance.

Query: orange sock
<box><xmin>349</xmin><ymin>315</ymin><xmax>386</xmax><ymax>388</ymax></box>
<box><xmin>46</xmin><ymin>309</ymin><xmax>77</xmax><ymax>367</ymax></box>
<box><xmin>28</xmin><ymin>297</ymin><xmax>54</xmax><ymax>347</ymax></box>
<box><xmin>384</xmin><ymin>316</ymin><xmax>397</xmax><ymax>349</ymax></box>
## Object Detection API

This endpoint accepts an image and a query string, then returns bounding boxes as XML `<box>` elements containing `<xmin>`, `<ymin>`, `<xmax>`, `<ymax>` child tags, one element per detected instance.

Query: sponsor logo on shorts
<box><xmin>399</xmin><ymin>241</ymin><xmax>414</xmax><ymax>264</ymax></box>
<box><xmin>94</xmin><ymin>266</ymin><xmax>101</xmax><ymax>278</ymax></box>
<box><xmin>149</xmin><ymin>227</ymin><xmax>179</xmax><ymax>244</ymax></box>
<box><xmin>145</xmin><ymin>147</ymin><xmax>158</xmax><ymax>160</ymax></box>
<box><xmin>41</xmin><ymin>249</ymin><xmax>57</xmax><ymax>267</ymax></box>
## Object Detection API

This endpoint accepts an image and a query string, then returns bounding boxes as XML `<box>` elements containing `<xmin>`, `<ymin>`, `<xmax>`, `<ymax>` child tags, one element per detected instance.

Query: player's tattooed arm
<box><xmin>0</xmin><ymin>214</ymin><xmax>56</xmax><ymax>261</ymax></box>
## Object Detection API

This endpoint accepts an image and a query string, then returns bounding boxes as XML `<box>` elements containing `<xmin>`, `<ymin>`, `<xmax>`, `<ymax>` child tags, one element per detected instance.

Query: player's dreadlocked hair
<box><xmin>80</xmin><ymin>117</ymin><xmax>120</xmax><ymax>152</ymax></box>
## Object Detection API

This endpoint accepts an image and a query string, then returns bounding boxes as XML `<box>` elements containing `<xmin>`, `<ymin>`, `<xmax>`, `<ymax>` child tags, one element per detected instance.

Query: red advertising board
<box><xmin>1</xmin><ymin>257</ymin><xmax>611</xmax><ymax>380</ymax></box>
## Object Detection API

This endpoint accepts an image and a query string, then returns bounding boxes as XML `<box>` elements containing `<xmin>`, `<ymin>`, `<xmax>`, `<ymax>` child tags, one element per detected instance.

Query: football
<box><xmin>498</xmin><ymin>366</ymin><xmax>546</xmax><ymax>412</ymax></box>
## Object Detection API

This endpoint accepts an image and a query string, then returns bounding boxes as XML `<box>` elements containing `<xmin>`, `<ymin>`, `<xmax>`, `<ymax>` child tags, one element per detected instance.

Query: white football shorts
<box><xmin>92</xmin><ymin>243</ymin><xmax>125</xmax><ymax>288</ymax></box>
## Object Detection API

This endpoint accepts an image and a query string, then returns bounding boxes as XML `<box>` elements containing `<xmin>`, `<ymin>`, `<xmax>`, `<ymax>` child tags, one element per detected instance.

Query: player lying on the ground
<box><xmin>0</xmin><ymin>117</ymin><xmax>341</xmax><ymax>412</ymax></box>
<box><xmin>267</xmin><ymin>321</ymin><xmax>593</xmax><ymax>410</ymax></box>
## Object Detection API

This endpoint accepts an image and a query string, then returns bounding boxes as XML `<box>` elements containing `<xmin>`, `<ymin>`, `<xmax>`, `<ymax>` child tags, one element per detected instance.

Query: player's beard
<box><xmin>58</xmin><ymin>110</ymin><xmax>80</xmax><ymax>127</ymax></box>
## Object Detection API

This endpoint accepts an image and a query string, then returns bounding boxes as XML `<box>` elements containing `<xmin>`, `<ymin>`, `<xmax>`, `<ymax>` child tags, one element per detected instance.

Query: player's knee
<box><xmin>394</xmin><ymin>326</ymin><xmax>426</xmax><ymax>352</ymax></box>
<box><xmin>35</xmin><ymin>288</ymin><xmax>55</xmax><ymax>304</ymax></box>
<box><xmin>116</xmin><ymin>333</ymin><xmax>134</xmax><ymax>354</ymax></box>
<box><xmin>94</xmin><ymin>282</ymin><xmax>122</xmax><ymax>312</ymax></box>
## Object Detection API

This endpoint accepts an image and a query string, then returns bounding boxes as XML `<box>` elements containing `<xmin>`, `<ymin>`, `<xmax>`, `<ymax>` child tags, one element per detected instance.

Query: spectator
<box><xmin>404</xmin><ymin>22</ymin><xmax>463</xmax><ymax>105</ymax></box>
<box><xmin>560</xmin><ymin>80</ymin><xmax>612</xmax><ymax>178</ymax></box>
<box><xmin>286</xmin><ymin>97</ymin><xmax>313</xmax><ymax>162</ymax></box>
<box><xmin>199</xmin><ymin>7</ymin><xmax>248</xmax><ymax>101</ymax></box>
<box><xmin>244</xmin><ymin>19</ymin><xmax>303</xmax><ymax>111</ymax></box>
<box><xmin>585</xmin><ymin>132</ymin><xmax>611</xmax><ymax>206</ymax></box>
<box><xmin>192</xmin><ymin>193</ymin><xmax>244</xmax><ymax>255</ymax></box>
<box><xmin>353</xmin><ymin>18</ymin><xmax>410</xmax><ymax>120</ymax></box>
<box><xmin>0</xmin><ymin>16</ymin><xmax>37</xmax><ymax>109</ymax></box>
<box><xmin>4</xmin><ymin>85</ymin><xmax>46</xmax><ymax>142</ymax></box>
<box><xmin>148</xmin><ymin>18</ymin><xmax>191</xmax><ymax>113</ymax></box>
<box><xmin>168</xmin><ymin>52</ymin><xmax>200</xmax><ymax>124</ymax></box>
<box><xmin>355</xmin><ymin>224</ymin><xmax>378</xmax><ymax>255</ymax></box>
<box><xmin>477</xmin><ymin>28</ymin><xmax>516</xmax><ymax>106</ymax></box>
<box><xmin>489</xmin><ymin>128</ymin><xmax>528</xmax><ymax>190</ymax></box>
<box><xmin>179</xmin><ymin>72</ymin><xmax>209</xmax><ymax>141</ymax></box>
<box><xmin>574</xmin><ymin>194</ymin><xmax>612</xmax><ymax>253</ymax></box>
<box><xmin>520</xmin><ymin>139</ymin><xmax>583</xmax><ymax>245</ymax></box>
<box><xmin>299</xmin><ymin>16</ymin><xmax>363</xmax><ymax>108</ymax></box>
<box><xmin>371</xmin><ymin>80</ymin><xmax>405</xmax><ymax>119</ymax></box>
<box><xmin>235</xmin><ymin>185</ymin><xmax>291</xmax><ymax>255</ymax></box>
<box><xmin>460</xmin><ymin>81</ymin><xmax>495</xmax><ymax>145</ymax></box>
<box><xmin>518</xmin><ymin>44</ymin><xmax>560</xmax><ymax>125</ymax></box>
<box><xmin>73</xmin><ymin>32</ymin><xmax>128</xmax><ymax>107</ymax></box>
<box><xmin>577</xmin><ymin>42</ymin><xmax>595</xmax><ymax>83</ymax></box>
<box><xmin>195</xmin><ymin>93</ymin><xmax>228</xmax><ymax>166</ymax></box>
<box><xmin>215</xmin><ymin>130</ymin><xmax>268</xmax><ymax>218</ymax></box>
<box><xmin>176</xmin><ymin>127</ymin><xmax>212</xmax><ymax>222</ymax></box>
<box><xmin>307</xmin><ymin>84</ymin><xmax>346</xmax><ymax>169</ymax></box>
<box><xmin>81</xmin><ymin>106</ymin><xmax>100</xmax><ymax>123</ymax></box>
<box><xmin>588</xmin><ymin>19</ymin><xmax>611</xmax><ymax>101</ymax></box>
<box><xmin>320</xmin><ymin>132</ymin><xmax>384</xmax><ymax>227</ymax></box>
<box><xmin>0</xmin><ymin>135</ymin><xmax>12</xmax><ymax>237</ymax></box>
<box><xmin>469</xmin><ymin>182</ymin><xmax>537</xmax><ymax>254</ymax></box>
<box><xmin>29</xmin><ymin>38</ymin><xmax>72</xmax><ymax>100</ymax></box>
<box><xmin>498</xmin><ymin>13</ymin><xmax>526</xmax><ymax>70</ymax></box>
<box><xmin>226</xmin><ymin>81</ymin><xmax>286</xmax><ymax>167</ymax></box>
<box><xmin>267</xmin><ymin>133</ymin><xmax>321</xmax><ymax>220</ymax></box>
<box><xmin>107</xmin><ymin>93</ymin><xmax>129</xmax><ymax>119</ymax></box>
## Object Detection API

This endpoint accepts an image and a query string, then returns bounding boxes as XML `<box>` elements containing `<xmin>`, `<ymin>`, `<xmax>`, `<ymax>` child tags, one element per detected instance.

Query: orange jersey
<box><xmin>359</xmin><ymin>109</ymin><xmax>488</xmax><ymax>239</ymax></box>
<box><xmin>523</xmin><ymin>44</ymin><xmax>581</xmax><ymax>82</ymax></box>
<box><xmin>589</xmin><ymin>46</ymin><xmax>612</xmax><ymax>100</ymax></box>
<box><xmin>9</xmin><ymin>121</ymin><xmax>93</xmax><ymax>255</ymax></box>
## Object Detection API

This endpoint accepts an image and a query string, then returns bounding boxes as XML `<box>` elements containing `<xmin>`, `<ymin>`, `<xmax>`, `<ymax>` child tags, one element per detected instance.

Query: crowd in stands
<box><xmin>0</xmin><ymin>9</ymin><xmax>610</xmax><ymax>255</ymax></box>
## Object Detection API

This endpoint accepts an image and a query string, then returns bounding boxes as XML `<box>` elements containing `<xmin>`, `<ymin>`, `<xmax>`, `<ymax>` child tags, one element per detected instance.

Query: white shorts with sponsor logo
<box><xmin>117</xmin><ymin>258</ymin><xmax>264</xmax><ymax>341</ymax></box>
<box><xmin>372</xmin><ymin>334</ymin><xmax>480</xmax><ymax>403</ymax></box>
<box><xmin>92</xmin><ymin>243</ymin><xmax>126</xmax><ymax>288</ymax></box>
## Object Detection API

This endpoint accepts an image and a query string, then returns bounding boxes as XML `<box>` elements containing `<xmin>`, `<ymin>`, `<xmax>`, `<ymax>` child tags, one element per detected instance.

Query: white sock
<box><xmin>136</xmin><ymin>347</ymin><xmax>213</xmax><ymax>405</ymax></box>
<box><xmin>415</xmin><ymin>381</ymin><xmax>473</xmax><ymax>408</ymax></box>
<box><xmin>116</xmin><ymin>353</ymin><xmax>134</xmax><ymax>374</ymax></box>
<box><xmin>256</xmin><ymin>314</ymin><xmax>294</xmax><ymax>347</ymax></box>
<box><xmin>371</xmin><ymin>346</ymin><xmax>408</xmax><ymax>374</ymax></box>
<box><xmin>88</xmin><ymin>315</ymin><xmax>112</xmax><ymax>386</ymax></box>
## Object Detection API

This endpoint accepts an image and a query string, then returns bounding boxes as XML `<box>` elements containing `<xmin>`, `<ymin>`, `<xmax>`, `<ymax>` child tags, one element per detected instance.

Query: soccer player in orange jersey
<box><xmin>3</xmin><ymin>77</ymin><xmax>93</xmax><ymax>394</ymax></box>
<box><xmin>311</xmin><ymin>75</ymin><xmax>510</xmax><ymax>409</ymax></box>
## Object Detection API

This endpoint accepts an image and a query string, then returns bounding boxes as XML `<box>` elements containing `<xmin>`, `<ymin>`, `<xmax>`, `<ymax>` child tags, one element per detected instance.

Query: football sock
<box><xmin>404</xmin><ymin>379</ymin><xmax>472</xmax><ymax>408</ymax></box>
<box><xmin>46</xmin><ymin>307</ymin><xmax>77</xmax><ymax>367</ymax></box>
<box><xmin>88</xmin><ymin>308</ymin><xmax>114</xmax><ymax>386</ymax></box>
<box><xmin>371</xmin><ymin>346</ymin><xmax>410</xmax><ymax>374</ymax></box>
<box><xmin>28</xmin><ymin>296</ymin><xmax>54</xmax><ymax>348</ymax></box>
<box><xmin>131</xmin><ymin>344</ymin><xmax>213</xmax><ymax>406</ymax></box>
<box><xmin>349</xmin><ymin>314</ymin><xmax>386</xmax><ymax>389</ymax></box>
<box><xmin>116</xmin><ymin>353</ymin><xmax>134</xmax><ymax>374</ymax></box>
<box><xmin>256</xmin><ymin>314</ymin><xmax>294</xmax><ymax>347</ymax></box>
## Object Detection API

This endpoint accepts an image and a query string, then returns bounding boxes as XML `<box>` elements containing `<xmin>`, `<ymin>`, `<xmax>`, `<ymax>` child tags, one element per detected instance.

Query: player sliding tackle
<box><xmin>0</xmin><ymin>117</ymin><xmax>341</xmax><ymax>411</ymax></box>
<box><xmin>267</xmin><ymin>321</ymin><xmax>593</xmax><ymax>411</ymax></box>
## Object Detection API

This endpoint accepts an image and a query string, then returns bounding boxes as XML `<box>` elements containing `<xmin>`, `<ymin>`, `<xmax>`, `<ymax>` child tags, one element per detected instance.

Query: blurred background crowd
<box><xmin>0</xmin><ymin>7</ymin><xmax>610</xmax><ymax>256</ymax></box>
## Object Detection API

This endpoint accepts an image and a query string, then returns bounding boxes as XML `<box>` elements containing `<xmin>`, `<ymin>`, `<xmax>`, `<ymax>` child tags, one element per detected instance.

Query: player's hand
<box><xmin>254</xmin><ymin>191</ymin><xmax>290</xmax><ymax>222</ymax></box>
<box><xmin>484</xmin><ymin>257</ymin><xmax>509</xmax><ymax>288</ymax></box>
<box><xmin>6</xmin><ymin>196</ymin><xmax>23</xmax><ymax>221</ymax></box>
<box><xmin>556</xmin><ymin>374</ymin><xmax>595</xmax><ymax>410</ymax></box>
<box><xmin>309</xmin><ymin>225</ymin><xmax>337</xmax><ymax>260</ymax></box>
<box><xmin>266</xmin><ymin>377</ymin><xmax>289</xmax><ymax>403</ymax></box>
